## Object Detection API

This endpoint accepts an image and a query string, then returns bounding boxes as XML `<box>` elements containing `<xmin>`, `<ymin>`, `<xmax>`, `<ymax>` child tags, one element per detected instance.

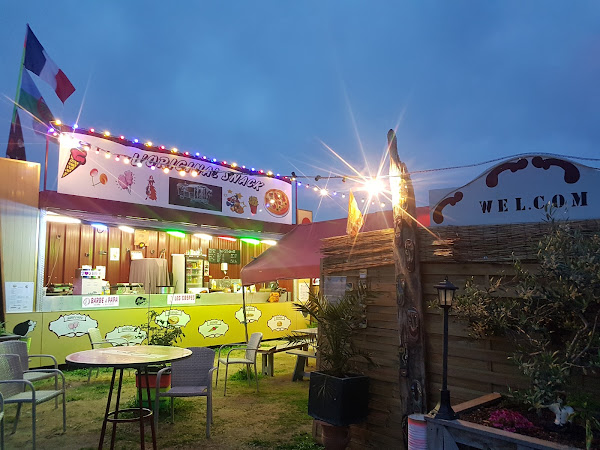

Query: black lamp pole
<box><xmin>432</xmin><ymin>277</ymin><xmax>458</xmax><ymax>420</ymax></box>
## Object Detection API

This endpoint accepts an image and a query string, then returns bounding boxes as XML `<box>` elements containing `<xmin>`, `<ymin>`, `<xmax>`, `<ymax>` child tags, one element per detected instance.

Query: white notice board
<box><xmin>5</xmin><ymin>281</ymin><xmax>34</xmax><ymax>313</ymax></box>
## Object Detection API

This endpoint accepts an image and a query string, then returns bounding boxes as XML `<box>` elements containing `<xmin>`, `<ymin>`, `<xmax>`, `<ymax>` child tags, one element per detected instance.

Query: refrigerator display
<box><xmin>172</xmin><ymin>254</ymin><xmax>207</xmax><ymax>293</ymax></box>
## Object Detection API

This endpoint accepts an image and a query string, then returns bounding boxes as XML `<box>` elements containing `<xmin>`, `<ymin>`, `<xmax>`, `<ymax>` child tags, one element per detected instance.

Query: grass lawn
<box><xmin>2</xmin><ymin>345</ymin><xmax>321</xmax><ymax>449</ymax></box>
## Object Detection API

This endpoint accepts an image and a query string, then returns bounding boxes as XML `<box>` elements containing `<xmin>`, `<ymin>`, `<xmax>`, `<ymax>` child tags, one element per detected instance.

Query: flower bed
<box><xmin>459</xmin><ymin>401</ymin><xmax>590</xmax><ymax>449</ymax></box>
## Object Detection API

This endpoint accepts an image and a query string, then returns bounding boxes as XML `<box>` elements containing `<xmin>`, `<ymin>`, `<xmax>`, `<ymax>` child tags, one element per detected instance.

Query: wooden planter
<box><xmin>425</xmin><ymin>394</ymin><xmax>580</xmax><ymax>450</ymax></box>
<box><xmin>308</xmin><ymin>371</ymin><xmax>369</xmax><ymax>427</ymax></box>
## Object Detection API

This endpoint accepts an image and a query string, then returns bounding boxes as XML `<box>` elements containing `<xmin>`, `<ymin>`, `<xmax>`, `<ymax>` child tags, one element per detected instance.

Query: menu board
<box><xmin>207</xmin><ymin>249</ymin><xmax>241</xmax><ymax>264</ymax></box>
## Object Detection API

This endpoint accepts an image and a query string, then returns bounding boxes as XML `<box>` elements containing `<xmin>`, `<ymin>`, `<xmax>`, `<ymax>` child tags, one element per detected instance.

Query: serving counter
<box><xmin>5</xmin><ymin>291</ymin><xmax>306</xmax><ymax>368</ymax></box>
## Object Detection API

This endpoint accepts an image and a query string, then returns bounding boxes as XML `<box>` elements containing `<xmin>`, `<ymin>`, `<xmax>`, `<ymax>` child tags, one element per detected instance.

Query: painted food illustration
<box><xmin>61</xmin><ymin>146</ymin><xmax>88</xmax><ymax>178</ymax></box>
<box><xmin>248</xmin><ymin>196</ymin><xmax>259</xmax><ymax>214</ymax></box>
<box><xmin>117</xmin><ymin>170</ymin><xmax>135</xmax><ymax>194</ymax></box>
<box><xmin>155</xmin><ymin>309</ymin><xmax>190</xmax><ymax>328</ymax></box>
<box><xmin>198</xmin><ymin>319</ymin><xmax>229</xmax><ymax>338</ymax></box>
<box><xmin>235</xmin><ymin>306</ymin><xmax>262</xmax><ymax>324</ymax></box>
<box><xmin>267</xmin><ymin>315</ymin><xmax>291</xmax><ymax>332</ymax></box>
<box><xmin>49</xmin><ymin>314</ymin><xmax>98</xmax><ymax>337</ymax></box>
<box><xmin>105</xmin><ymin>326</ymin><xmax>147</xmax><ymax>345</ymax></box>
<box><xmin>264</xmin><ymin>189</ymin><xmax>289</xmax><ymax>217</ymax></box>
<box><xmin>90</xmin><ymin>168</ymin><xmax>108</xmax><ymax>186</ymax></box>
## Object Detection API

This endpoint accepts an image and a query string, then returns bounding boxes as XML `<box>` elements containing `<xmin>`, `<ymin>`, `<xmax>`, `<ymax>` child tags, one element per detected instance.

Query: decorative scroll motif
<box><xmin>432</xmin><ymin>191</ymin><xmax>463</xmax><ymax>224</ymax></box>
<box><xmin>407</xmin><ymin>307</ymin><xmax>420</xmax><ymax>344</ymax></box>
<box><xmin>404</xmin><ymin>239</ymin><xmax>415</xmax><ymax>272</ymax></box>
<box><xmin>532</xmin><ymin>156</ymin><xmax>580</xmax><ymax>184</ymax></box>
<box><xmin>396</xmin><ymin>277</ymin><xmax>406</xmax><ymax>307</ymax></box>
<box><xmin>399</xmin><ymin>345</ymin><xmax>408</xmax><ymax>377</ymax></box>
<box><xmin>411</xmin><ymin>380</ymin><xmax>424</xmax><ymax>413</ymax></box>
<box><xmin>485</xmin><ymin>158</ymin><xmax>528</xmax><ymax>187</ymax></box>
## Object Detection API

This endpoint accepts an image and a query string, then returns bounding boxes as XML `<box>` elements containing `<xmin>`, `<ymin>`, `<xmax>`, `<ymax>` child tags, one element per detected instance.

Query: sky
<box><xmin>2</xmin><ymin>1</ymin><xmax>600</xmax><ymax>222</ymax></box>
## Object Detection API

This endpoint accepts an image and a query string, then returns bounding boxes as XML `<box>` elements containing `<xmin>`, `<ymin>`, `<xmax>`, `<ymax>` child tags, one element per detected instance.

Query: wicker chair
<box><xmin>154</xmin><ymin>347</ymin><xmax>216</xmax><ymax>438</ymax></box>
<box><xmin>216</xmin><ymin>332</ymin><xmax>263</xmax><ymax>396</ymax></box>
<box><xmin>0</xmin><ymin>354</ymin><xmax>66</xmax><ymax>449</ymax></box>
<box><xmin>86</xmin><ymin>327</ymin><xmax>117</xmax><ymax>382</ymax></box>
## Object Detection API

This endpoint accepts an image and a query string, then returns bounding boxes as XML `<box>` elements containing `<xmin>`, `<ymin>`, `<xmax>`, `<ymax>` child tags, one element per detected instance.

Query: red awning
<box><xmin>240</xmin><ymin>208</ymin><xmax>430</xmax><ymax>285</ymax></box>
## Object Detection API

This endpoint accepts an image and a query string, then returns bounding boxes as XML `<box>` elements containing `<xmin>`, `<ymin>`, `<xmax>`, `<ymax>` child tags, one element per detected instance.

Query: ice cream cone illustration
<box><xmin>249</xmin><ymin>196</ymin><xmax>259</xmax><ymax>214</ymax></box>
<box><xmin>62</xmin><ymin>146</ymin><xmax>88</xmax><ymax>178</ymax></box>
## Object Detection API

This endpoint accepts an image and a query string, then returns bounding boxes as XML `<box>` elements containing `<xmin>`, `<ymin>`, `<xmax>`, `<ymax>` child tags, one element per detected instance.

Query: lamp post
<box><xmin>432</xmin><ymin>277</ymin><xmax>458</xmax><ymax>420</ymax></box>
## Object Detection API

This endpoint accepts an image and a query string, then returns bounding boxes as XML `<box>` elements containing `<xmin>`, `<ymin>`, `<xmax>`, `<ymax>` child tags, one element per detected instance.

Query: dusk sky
<box><xmin>2</xmin><ymin>1</ymin><xmax>600</xmax><ymax>221</ymax></box>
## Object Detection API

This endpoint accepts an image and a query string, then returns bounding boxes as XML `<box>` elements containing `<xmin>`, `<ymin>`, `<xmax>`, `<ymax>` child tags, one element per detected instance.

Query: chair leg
<box><xmin>254</xmin><ymin>363</ymin><xmax>259</xmax><ymax>392</ymax></box>
<box><xmin>215</xmin><ymin>360</ymin><xmax>220</xmax><ymax>387</ymax></box>
<box><xmin>206</xmin><ymin>397</ymin><xmax>211</xmax><ymax>439</ymax></box>
<box><xmin>224</xmin><ymin>364</ymin><xmax>229</xmax><ymax>396</ymax></box>
<box><xmin>87</xmin><ymin>368</ymin><xmax>92</xmax><ymax>382</ymax></box>
<box><xmin>55</xmin><ymin>373</ymin><xmax>59</xmax><ymax>409</ymax></box>
<box><xmin>246</xmin><ymin>363</ymin><xmax>251</xmax><ymax>386</ymax></box>
<box><xmin>32</xmin><ymin>402</ymin><xmax>36</xmax><ymax>450</ymax></box>
<box><xmin>154</xmin><ymin>388</ymin><xmax>160</xmax><ymax>431</ymax></box>
<box><xmin>62</xmin><ymin>390</ymin><xmax>66</xmax><ymax>432</ymax></box>
<box><xmin>11</xmin><ymin>404</ymin><xmax>21</xmax><ymax>434</ymax></box>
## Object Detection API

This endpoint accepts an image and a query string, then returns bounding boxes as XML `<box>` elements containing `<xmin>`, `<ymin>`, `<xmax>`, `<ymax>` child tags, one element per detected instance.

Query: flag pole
<box><xmin>44</xmin><ymin>134</ymin><xmax>49</xmax><ymax>191</ymax></box>
<box><xmin>10</xmin><ymin>25</ymin><xmax>28</xmax><ymax>124</ymax></box>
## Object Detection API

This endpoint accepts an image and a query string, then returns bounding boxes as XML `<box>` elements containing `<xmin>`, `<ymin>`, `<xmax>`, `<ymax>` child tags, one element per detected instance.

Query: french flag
<box><xmin>24</xmin><ymin>25</ymin><xmax>75</xmax><ymax>103</ymax></box>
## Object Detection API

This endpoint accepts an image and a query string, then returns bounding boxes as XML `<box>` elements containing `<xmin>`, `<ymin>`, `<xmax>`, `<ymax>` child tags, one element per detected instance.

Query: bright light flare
<box><xmin>363</xmin><ymin>177</ymin><xmax>385</xmax><ymax>197</ymax></box>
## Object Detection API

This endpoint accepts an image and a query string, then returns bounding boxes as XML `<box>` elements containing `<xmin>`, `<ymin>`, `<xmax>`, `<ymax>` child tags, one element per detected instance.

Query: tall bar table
<box><xmin>67</xmin><ymin>346</ymin><xmax>192</xmax><ymax>449</ymax></box>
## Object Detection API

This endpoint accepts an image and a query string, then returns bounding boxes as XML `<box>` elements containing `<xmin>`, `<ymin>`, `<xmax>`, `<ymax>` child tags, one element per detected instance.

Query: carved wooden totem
<box><xmin>388</xmin><ymin>129</ymin><xmax>427</xmax><ymax>424</ymax></box>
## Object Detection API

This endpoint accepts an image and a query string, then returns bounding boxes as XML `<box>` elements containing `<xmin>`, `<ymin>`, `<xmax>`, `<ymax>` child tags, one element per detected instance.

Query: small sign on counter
<box><xmin>82</xmin><ymin>295</ymin><xmax>120</xmax><ymax>308</ymax></box>
<box><xmin>167</xmin><ymin>293</ymin><xmax>196</xmax><ymax>305</ymax></box>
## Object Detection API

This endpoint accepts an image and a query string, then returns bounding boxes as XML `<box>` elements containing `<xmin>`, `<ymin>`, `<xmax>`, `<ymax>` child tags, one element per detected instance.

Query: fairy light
<box><xmin>179</xmin><ymin>170</ymin><xmax>186</xmax><ymax>176</ymax></box>
<box><xmin>114</xmin><ymin>155</ymin><xmax>120</xmax><ymax>161</ymax></box>
<box><xmin>136</xmin><ymin>162</ymin><xmax>142</xmax><ymax>167</ymax></box>
<box><xmin>231</xmin><ymin>163</ymin><xmax>238</xmax><ymax>168</ymax></box>
<box><xmin>191</xmin><ymin>171</ymin><xmax>198</xmax><ymax>177</ymax></box>
<box><xmin>120</xmin><ymin>135</ymin><xmax>125</xmax><ymax>140</ymax></box>
<box><xmin>105</xmin><ymin>152</ymin><xmax>111</xmax><ymax>159</ymax></box>
<box><xmin>163</xmin><ymin>168</ymin><xmax>170</xmax><ymax>174</ymax></box>
<box><xmin>150</xmin><ymin>165</ymin><xmax>156</xmax><ymax>170</ymax></box>
<box><xmin>54</xmin><ymin>119</ymin><xmax>62</xmax><ymax>126</ymax></box>
<box><xmin>104</xmin><ymin>131</ymin><xmax>110</xmax><ymax>137</ymax></box>
<box><xmin>313</xmin><ymin>187</ymin><xmax>318</xmax><ymax>192</ymax></box>
<box><xmin>320</xmin><ymin>189</ymin><xmax>328</xmax><ymax>196</ymax></box>
<box><xmin>145</xmin><ymin>141</ymin><xmax>152</xmax><ymax>147</ymax></box>
<box><xmin>123</xmin><ymin>157</ymin><xmax>130</xmax><ymax>164</ymax></box>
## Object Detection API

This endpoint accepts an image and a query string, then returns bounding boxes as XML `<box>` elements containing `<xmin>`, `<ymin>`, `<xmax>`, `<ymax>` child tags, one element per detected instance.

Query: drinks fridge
<box><xmin>172</xmin><ymin>254</ymin><xmax>208</xmax><ymax>293</ymax></box>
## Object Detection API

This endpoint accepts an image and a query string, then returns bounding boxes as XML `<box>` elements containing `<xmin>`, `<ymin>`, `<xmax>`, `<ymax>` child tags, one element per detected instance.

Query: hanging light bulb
<box><xmin>163</xmin><ymin>168</ymin><xmax>170</xmax><ymax>174</ymax></box>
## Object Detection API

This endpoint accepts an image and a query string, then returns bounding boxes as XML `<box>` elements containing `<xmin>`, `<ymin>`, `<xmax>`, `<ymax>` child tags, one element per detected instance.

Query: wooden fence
<box><xmin>320</xmin><ymin>220</ymin><xmax>600</xmax><ymax>449</ymax></box>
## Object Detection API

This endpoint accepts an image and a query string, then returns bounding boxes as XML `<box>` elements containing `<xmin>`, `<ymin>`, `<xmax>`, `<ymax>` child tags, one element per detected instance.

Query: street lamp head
<box><xmin>435</xmin><ymin>277</ymin><xmax>457</xmax><ymax>308</ymax></box>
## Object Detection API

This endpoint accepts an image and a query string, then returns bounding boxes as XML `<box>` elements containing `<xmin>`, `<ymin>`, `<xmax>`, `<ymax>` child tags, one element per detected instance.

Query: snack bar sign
<box><xmin>56</xmin><ymin>133</ymin><xmax>293</xmax><ymax>224</ymax></box>
<box><xmin>82</xmin><ymin>295</ymin><xmax>119</xmax><ymax>308</ymax></box>
<box><xmin>429</xmin><ymin>155</ymin><xmax>600</xmax><ymax>226</ymax></box>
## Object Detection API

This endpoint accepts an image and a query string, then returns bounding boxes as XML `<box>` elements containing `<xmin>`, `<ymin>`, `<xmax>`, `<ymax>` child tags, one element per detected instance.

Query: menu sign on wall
<box><xmin>56</xmin><ymin>132</ymin><xmax>292</xmax><ymax>224</ymax></box>
<box><xmin>207</xmin><ymin>249</ymin><xmax>240</xmax><ymax>264</ymax></box>
<box><xmin>430</xmin><ymin>155</ymin><xmax>600</xmax><ymax>226</ymax></box>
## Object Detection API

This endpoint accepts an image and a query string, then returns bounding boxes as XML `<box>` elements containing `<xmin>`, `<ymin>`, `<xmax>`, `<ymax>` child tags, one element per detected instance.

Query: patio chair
<box><xmin>216</xmin><ymin>332</ymin><xmax>263</xmax><ymax>396</ymax></box>
<box><xmin>0</xmin><ymin>341</ymin><xmax>59</xmax><ymax>392</ymax></box>
<box><xmin>0</xmin><ymin>354</ymin><xmax>66</xmax><ymax>449</ymax></box>
<box><xmin>87</xmin><ymin>327</ymin><xmax>116</xmax><ymax>381</ymax></box>
<box><xmin>154</xmin><ymin>347</ymin><xmax>216</xmax><ymax>438</ymax></box>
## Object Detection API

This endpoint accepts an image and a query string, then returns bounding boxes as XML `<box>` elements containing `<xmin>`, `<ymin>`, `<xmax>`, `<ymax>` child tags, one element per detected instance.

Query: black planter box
<box><xmin>308</xmin><ymin>371</ymin><xmax>369</xmax><ymax>426</ymax></box>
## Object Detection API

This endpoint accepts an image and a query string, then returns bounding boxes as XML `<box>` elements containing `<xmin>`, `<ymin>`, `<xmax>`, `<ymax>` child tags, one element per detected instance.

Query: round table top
<box><xmin>66</xmin><ymin>345</ymin><xmax>192</xmax><ymax>368</ymax></box>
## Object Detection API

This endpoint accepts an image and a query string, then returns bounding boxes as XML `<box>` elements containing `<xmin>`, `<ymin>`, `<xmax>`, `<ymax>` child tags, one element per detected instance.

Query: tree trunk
<box><xmin>387</xmin><ymin>129</ymin><xmax>427</xmax><ymax>426</ymax></box>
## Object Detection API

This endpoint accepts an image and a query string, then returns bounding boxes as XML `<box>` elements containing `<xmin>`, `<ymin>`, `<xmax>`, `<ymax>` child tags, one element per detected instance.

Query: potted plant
<box><xmin>136</xmin><ymin>309</ymin><xmax>185</xmax><ymax>396</ymax></box>
<box><xmin>288</xmin><ymin>284</ymin><xmax>374</xmax><ymax>448</ymax></box>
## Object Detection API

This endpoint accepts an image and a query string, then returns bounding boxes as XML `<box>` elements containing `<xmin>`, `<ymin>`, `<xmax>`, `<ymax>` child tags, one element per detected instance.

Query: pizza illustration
<box><xmin>264</xmin><ymin>189</ymin><xmax>290</xmax><ymax>217</ymax></box>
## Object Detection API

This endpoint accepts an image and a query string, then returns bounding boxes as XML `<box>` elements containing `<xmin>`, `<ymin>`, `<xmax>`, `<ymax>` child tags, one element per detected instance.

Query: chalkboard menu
<box><xmin>208</xmin><ymin>249</ymin><xmax>241</xmax><ymax>264</ymax></box>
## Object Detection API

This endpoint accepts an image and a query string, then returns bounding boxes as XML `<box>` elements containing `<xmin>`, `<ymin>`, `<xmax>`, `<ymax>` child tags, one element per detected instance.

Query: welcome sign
<box><xmin>429</xmin><ymin>154</ymin><xmax>600</xmax><ymax>226</ymax></box>
<box><xmin>56</xmin><ymin>132</ymin><xmax>293</xmax><ymax>224</ymax></box>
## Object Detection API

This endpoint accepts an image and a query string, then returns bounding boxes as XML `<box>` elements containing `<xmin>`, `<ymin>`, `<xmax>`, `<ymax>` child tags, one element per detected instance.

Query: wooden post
<box><xmin>387</xmin><ymin>129</ymin><xmax>427</xmax><ymax>423</ymax></box>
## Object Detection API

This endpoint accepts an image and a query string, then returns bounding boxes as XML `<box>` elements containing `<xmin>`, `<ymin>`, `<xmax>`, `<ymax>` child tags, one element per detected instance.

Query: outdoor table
<box><xmin>66</xmin><ymin>346</ymin><xmax>192</xmax><ymax>450</ymax></box>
